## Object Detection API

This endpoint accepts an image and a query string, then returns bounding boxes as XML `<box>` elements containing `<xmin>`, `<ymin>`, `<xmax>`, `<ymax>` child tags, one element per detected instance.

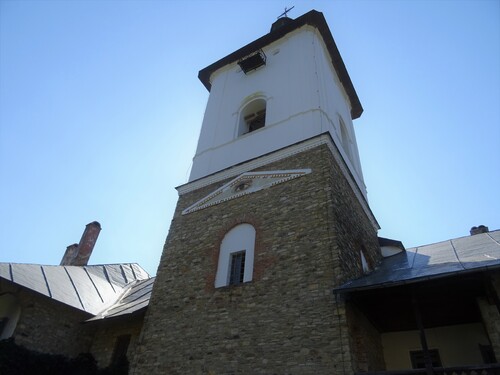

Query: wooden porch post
<box><xmin>411</xmin><ymin>288</ymin><xmax>434</xmax><ymax>375</ymax></box>
<box><xmin>484</xmin><ymin>273</ymin><xmax>500</xmax><ymax>314</ymax></box>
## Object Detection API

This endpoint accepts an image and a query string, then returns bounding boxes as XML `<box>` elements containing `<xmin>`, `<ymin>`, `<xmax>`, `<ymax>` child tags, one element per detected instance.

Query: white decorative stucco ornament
<box><xmin>182</xmin><ymin>169</ymin><xmax>311</xmax><ymax>215</ymax></box>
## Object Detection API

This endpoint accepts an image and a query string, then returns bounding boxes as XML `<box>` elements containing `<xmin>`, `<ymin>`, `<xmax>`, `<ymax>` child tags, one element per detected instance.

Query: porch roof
<box><xmin>0</xmin><ymin>262</ymin><xmax>151</xmax><ymax>316</ymax></box>
<box><xmin>336</xmin><ymin>229</ymin><xmax>500</xmax><ymax>293</ymax></box>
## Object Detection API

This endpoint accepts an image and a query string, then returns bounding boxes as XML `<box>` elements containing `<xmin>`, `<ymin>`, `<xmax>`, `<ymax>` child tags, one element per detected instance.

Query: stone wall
<box><xmin>1</xmin><ymin>278</ymin><xmax>147</xmax><ymax>369</ymax></box>
<box><xmin>0</xmin><ymin>280</ymin><xmax>95</xmax><ymax>358</ymax></box>
<box><xmin>131</xmin><ymin>143</ymin><xmax>380</xmax><ymax>374</ymax></box>
<box><xmin>346</xmin><ymin>300</ymin><xmax>385</xmax><ymax>372</ymax></box>
<box><xmin>324</xmin><ymin>145</ymin><xmax>381</xmax><ymax>286</ymax></box>
<box><xmin>89</xmin><ymin>315</ymin><xmax>144</xmax><ymax>368</ymax></box>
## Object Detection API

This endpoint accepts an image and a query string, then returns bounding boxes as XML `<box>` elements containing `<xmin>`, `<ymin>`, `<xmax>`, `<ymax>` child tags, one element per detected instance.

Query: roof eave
<box><xmin>334</xmin><ymin>263</ymin><xmax>500</xmax><ymax>294</ymax></box>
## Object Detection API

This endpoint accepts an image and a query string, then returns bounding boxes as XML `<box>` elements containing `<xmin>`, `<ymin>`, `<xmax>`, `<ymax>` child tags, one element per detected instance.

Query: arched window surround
<box><xmin>214</xmin><ymin>223</ymin><xmax>256</xmax><ymax>288</ymax></box>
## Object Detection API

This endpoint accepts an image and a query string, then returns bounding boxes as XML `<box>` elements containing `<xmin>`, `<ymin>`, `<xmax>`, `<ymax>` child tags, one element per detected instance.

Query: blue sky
<box><xmin>1</xmin><ymin>0</ymin><xmax>499</xmax><ymax>276</ymax></box>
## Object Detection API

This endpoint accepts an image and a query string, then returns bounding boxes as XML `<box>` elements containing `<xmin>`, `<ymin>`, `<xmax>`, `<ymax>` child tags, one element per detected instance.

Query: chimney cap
<box><xmin>470</xmin><ymin>225</ymin><xmax>489</xmax><ymax>236</ymax></box>
<box><xmin>60</xmin><ymin>243</ymin><xmax>79</xmax><ymax>266</ymax></box>
<box><xmin>87</xmin><ymin>221</ymin><xmax>101</xmax><ymax>228</ymax></box>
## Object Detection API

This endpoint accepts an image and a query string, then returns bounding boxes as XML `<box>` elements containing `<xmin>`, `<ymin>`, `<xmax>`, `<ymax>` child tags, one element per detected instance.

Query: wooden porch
<box><xmin>345</xmin><ymin>272</ymin><xmax>499</xmax><ymax>373</ymax></box>
<box><xmin>355</xmin><ymin>363</ymin><xmax>500</xmax><ymax>375</ymax></box>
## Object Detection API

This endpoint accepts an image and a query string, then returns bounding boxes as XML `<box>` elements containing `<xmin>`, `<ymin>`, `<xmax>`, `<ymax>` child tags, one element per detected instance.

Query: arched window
<box><xmin>238</xmin><ymin>98</ymin><xmax>266</xmax><ymax>136</ymax></box>
<box><xmin>339</xmin><ymin>116</ymin><xmax>352</xmax><ymax>162</ymax></box>
<box><xmin>215</xmin><ymin>224</ymin><xmax>256</xmax><ymax>288</ymax></box>
<box><xmin>360</xmin><ymin>247</ymin><xmax>370</xmax><ymax>274</ymax></box>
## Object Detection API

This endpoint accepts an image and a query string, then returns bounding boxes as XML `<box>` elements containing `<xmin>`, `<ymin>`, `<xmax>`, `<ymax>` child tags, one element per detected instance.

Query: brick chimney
<box><xmin>470</xmin><ymin>225</ymin><xmax>489</xmax><ymax>236</ymax></box>
<box><xmin>60</xmin><ymin>221</ymin><xmax>101</xmax><ymax>266</ymax></box>
<box><xmin>61</xmin><ymin>243</ymin><xmax>79</xmax><ymax>265</ymax></box>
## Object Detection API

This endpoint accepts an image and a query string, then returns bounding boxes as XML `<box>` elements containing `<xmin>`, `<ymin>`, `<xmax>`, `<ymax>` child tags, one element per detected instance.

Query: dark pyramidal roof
<box><xmin>336</xmin><ymin>229</ymin><xmax>500</xmax><ymax>293</ymax></box>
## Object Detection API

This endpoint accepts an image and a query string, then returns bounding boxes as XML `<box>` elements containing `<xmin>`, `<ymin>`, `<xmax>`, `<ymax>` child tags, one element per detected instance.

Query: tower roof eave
<box><xmin>198</xmin><ymin>10</ymin><xmax>363</xmax><ymax>120</ymax></box>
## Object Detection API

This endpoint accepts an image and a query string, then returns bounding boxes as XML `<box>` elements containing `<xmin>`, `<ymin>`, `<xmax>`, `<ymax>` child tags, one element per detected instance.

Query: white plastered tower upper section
<box><xmin>190</xmin><ymin>25</ymin><xmax>366</xmax><ymax>198</ymax></box>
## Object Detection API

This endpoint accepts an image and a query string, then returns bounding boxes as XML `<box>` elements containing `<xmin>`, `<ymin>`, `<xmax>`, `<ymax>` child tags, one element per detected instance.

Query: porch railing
<box><xmin>355</xmin><ymin>363</ymin><xmax>500</xmax><ymax>375</ymax></box>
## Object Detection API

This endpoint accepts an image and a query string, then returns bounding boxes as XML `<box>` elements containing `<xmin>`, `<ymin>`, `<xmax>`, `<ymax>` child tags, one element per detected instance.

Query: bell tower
<box><xmin>132</xmin><ymin>10</ymin><xmax>381</xmax><ymax>374</ymax></box>
<box><xmin>190</xmin><ymin>11</ymin><xmax>366</xmax><ymax>201</ymax></box>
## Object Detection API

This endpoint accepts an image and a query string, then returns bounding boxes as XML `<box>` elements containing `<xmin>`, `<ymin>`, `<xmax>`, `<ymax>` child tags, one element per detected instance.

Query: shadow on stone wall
<box><xmin>0</xmin><ymin>338</ymin><xmax>128</xmax><ymax>375</ymax></box>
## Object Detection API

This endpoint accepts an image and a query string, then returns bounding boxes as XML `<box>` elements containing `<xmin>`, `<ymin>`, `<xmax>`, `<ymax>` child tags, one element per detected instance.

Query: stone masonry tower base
<box><xmin>131</xmin><ymin>141</ymin><xmax>381</xmax><ymax>374</ymax></box>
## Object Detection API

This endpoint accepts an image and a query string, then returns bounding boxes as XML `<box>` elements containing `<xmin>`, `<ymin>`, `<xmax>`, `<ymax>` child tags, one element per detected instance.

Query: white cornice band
<box><xmin>176</xmin><ymin>134</ymin><xmax>379</xmax><ymax>230</ymax></box>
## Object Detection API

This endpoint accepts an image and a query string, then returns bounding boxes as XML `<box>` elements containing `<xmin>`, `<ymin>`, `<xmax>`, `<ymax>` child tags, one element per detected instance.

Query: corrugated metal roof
<box><xmin>87</xmin><ymin>277</ymin><xmax>155</xmax><ymax>321</ymax></box>
<box><xmin>0</xmin><ymin>263</ymin><xmax>150</xmax><ymax>315</ymax></box>
<box><xmin>336</xmin><ymin>230</ymin><xmax>500</xmax><ymax>293</ymax></box>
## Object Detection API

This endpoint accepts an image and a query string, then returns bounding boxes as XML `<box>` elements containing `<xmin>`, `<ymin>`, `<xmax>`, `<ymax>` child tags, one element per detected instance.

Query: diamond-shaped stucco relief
<box><xmin>182</xmin><ymin>169</ymin><xmax>311</xmax><ymax>215</ymax></box>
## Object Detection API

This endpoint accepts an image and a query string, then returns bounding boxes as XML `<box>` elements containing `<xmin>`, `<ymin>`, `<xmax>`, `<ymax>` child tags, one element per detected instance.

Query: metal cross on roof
<box><xmin>277</xmin><ymin>6</ymin><xmax>294</xmax><ymax>19</ymax></box>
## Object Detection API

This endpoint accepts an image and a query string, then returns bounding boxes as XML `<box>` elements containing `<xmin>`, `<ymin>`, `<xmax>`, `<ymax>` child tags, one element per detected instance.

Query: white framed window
<box><xmin>215</xmin><ymin>224</ymin><xmax>256</xmax><ymax>288</ymax></box>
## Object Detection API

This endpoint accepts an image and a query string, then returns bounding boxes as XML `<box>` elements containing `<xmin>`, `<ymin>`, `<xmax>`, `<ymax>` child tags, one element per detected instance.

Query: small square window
<box><xmin>229</xmin><ymin>251</ymin><xmax>246</xmax><ymax>286</ymax></box>
<box><xmin>479</xmin><ymin>344</ymin><xmax>497</xmax><ymax>364</ymax></box>
<box><xmin>238</xmin><ymin>50</ymin><xmax>266</xmax><ymax>74</ymax></box>
<box><xmin>410</xmin><ymin>349</ymin><xmax>442</xmax><ymax>369</ymax></box>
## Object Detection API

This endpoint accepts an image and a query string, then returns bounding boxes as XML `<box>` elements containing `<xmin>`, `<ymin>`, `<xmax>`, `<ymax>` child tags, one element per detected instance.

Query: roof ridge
<box><xmin>449</xmin><ymin>239</ymin><xmax>466</xmax><ymax>271</ymax></box>
<box><xmin>486</xmin><ymin>232</ymin><xmax>500</xmax><ymax>247</ymax></box>
<box><xmin>405</xmin><ymin>229</ymin><xmax>500</xmax><ymax>250</ymax></box>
